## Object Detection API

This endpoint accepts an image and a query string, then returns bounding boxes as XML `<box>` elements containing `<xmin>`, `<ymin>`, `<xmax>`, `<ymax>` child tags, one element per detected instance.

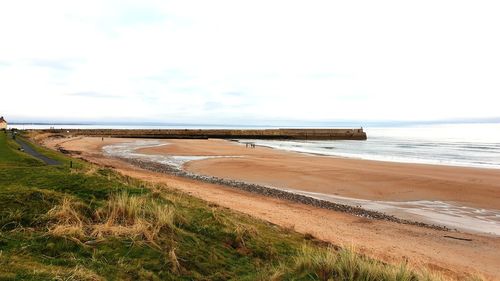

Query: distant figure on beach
<box><xmin>245</xmin><ymin>143</ymin><xmax>255</xmax><ymax>148</ymax></box>
<box><xmin>102</xmin><ymin>137</ymin><xmax>104</xmax><ymax>141</ymax></box>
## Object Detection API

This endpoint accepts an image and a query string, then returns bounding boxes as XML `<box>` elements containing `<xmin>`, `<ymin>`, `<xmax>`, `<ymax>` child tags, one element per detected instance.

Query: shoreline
<box><xmin>138</xmin><ymin>139</ymin><xmax>500</xmax><ymax>208</ymax></box>
<box><xmin>115</xmin><ymin>155</ymin><xmax>448</xmax><ymax>231</ymax></box>
<box><xmin>242</xmin><ymin>140</ymin><xmax>500</xmax><ymax>171</ymax></box>
<box><xmin>133</xmin><ymin>138</ymin><xmax>500</xmax><ymax>235</ymax></box>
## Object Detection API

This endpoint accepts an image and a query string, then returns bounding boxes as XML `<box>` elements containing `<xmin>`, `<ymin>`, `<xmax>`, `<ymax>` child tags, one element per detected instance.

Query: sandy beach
<box><xmin>138</xmin><ymin>138</ymin><xmax>500</xmax><ymax>210</ymax></box>
<box><xmin>43</xmin><ymin>136</ymin><xmax>500</xmax><ymax>280</ymax></box>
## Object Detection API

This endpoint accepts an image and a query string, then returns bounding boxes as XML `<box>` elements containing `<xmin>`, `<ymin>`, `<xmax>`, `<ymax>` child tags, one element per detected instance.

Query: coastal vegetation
<box><xmin>0</xmin><ymin>132</ymin><xmax>477</xmax><ymax>280</ymax></box>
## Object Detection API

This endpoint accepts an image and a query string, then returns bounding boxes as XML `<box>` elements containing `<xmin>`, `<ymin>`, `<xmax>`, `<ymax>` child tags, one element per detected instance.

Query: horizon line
<box><xmin>6</xmin><ymin>117</ymin><xmax>500</xmax><ymax>127</ymax></box>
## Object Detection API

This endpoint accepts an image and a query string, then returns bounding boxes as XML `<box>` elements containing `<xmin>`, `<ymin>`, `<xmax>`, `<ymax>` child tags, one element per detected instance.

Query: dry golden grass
<box><xmin>281</xmin><ymin>244</ymin><xmax>448</xmax><ymax>281</ymax></box>
<box><xmin>152</xmin><ymin>204</ymin><xmax>176</xmax><ymax>231</ymax></box>
<box><xmin>91</xmin><ymin>219</ymin><xmax>154</xmax><ymax>241</ymax></box>
<box><xmin>50</xmin><ymin>225</ymin><xmax>86</xmax><ymax>239</ymax></box>
<box><xmin>100</xmin><ymin>191</ymin><xmax>145</xmax><ymax>225</ymax></box>
<box><xmin>0</xmin><ymin>255</ymin><xmax>103</xmax><ymax>281</ymax></box>
<box><xmin>53</xmin><ymin>265</ymin><xmax>104</xmax><ymax>281</ymax></box>
<box><xmin>294</xmin><ymin>244</ymin><xmax>339</xmax><ymax>280</ymax></box>
<box><xmin>146</xmin><ymin>182</ymin><xmax>185</xmax><ymax>206</ymax></box>
<box><xmin>169</xmin><ymin>247</ymin><xmax>181</xmax><ymax>274</ymax></box>
<box><xmin>266</xmin><ymin>264</ymin><xmax>287</xmax><ymax>281</ymax></box>
<box><xmin>46</xmin><ymin>197</ymin><xmax>87</xmax><ymax>238</ymax></box>
<box><xmin>46</xmin><ymin>197</ymin><xmax>85</xmax><ymax>226</ymax></box>
<box><xmin>232</xmin><ymin>223</ymin><xmax>257</xmax><ymax>248</ymax></box>
<box><xmin>46</xmin><ymin>192</ymin><xmax>178</xmax><ymax>244</ymax></box>
<box><xmin>83</xmin><ymin>165</ymin><xmax>100</xmax><ymax>176</ymax></box>
<box><xmin>92</xmin><ymin>191</ymin><xmax>178</xmax><ymax>243</ymax></box>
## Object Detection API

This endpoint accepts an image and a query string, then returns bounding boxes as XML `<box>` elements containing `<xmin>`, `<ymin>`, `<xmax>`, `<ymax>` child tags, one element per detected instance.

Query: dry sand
<box><xmin>44</xmin><ymin>136</ymin><xmax>500</xmax><ymax>280</ymax></box>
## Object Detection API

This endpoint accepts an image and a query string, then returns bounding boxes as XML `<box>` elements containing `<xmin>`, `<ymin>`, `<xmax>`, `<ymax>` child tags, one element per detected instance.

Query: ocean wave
<box><xmin>241</xmin><ymin>132</ymin><xmax>500</xmax><ymax>169</ymax></box>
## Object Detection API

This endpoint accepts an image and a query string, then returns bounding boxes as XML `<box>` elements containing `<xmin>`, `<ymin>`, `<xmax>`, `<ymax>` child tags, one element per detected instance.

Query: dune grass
<box><xmin>273</xmin><ymin>244</ymin><xmax>444</xmax><ymax>281</ymax></box>
<box><xmin>0</xmin><ymin>132</ymin><xmax>478</xmax><ymax>280</ymax></box>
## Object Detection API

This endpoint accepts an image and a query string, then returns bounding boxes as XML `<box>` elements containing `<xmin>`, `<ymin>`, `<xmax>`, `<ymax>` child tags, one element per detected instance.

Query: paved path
<box><xmin>14</xmin><ymin>137</ymin><xmax>60</xmax><ymax>165</ymax></box>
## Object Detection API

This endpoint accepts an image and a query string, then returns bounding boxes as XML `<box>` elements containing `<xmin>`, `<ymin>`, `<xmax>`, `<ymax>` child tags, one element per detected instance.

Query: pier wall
<box><xmin>41</xmin><ymin>128</ymin><xmax>367</xmax><ymax>140</ymax></box>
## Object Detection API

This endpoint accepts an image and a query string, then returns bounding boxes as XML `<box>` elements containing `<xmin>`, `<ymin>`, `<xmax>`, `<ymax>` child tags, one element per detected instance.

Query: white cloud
<box><xmin>1</xmin><ymin>0</ymin><xmax>499</xmax><ymax>123</ymax></box>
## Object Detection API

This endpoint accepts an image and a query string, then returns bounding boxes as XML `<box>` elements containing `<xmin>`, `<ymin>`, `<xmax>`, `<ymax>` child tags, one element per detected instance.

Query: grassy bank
<box><xmin>0</xmin><ymin>132</ymin><xmax>469</xmax><ymax>280</ymax></box>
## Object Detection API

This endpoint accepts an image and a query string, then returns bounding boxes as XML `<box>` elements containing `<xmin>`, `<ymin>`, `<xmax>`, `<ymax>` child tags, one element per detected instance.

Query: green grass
<box><xmin>0</xmin><ymin>132</ymin><xmax>43</xmax><ymax>167</ymax></box>
<box><xmin>0</xmin><ymin>132</ymin><xmax>472</xmax><ymax>280</ymax></box>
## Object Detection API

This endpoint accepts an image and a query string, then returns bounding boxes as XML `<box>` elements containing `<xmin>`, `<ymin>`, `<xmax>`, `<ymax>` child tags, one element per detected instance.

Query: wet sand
<box><xmin>139</xmin><ymin>139</ymin><xmax>500</xmax><ymax>210</ymax></box>
<box><xmin>43</xmin><ymin>136</ymin><xmax>500</xmax><ymax>280</ymax></box>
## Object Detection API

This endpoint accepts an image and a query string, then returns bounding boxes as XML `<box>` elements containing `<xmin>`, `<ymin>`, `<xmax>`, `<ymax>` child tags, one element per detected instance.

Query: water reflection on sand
<box><xmin>284</xmin><ymin>189</ymin><xmax>500</xmax><ymax>235</ymax></box>
<box><xmin>103</xmin><ymin>140</ymin><xmax>238</xmax><ymax>169</ymax></box>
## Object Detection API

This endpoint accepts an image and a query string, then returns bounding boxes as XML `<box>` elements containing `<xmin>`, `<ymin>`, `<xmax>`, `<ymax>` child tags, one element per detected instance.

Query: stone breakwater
<box><xmin>42</xmin><ymin>128</ymin><xmax>368</xmax><ymax>140</ymax></box>
<box><xmin>118</xmin><ymin>156</ymin><xmax>448</xmax><ymax>231</ymax></box>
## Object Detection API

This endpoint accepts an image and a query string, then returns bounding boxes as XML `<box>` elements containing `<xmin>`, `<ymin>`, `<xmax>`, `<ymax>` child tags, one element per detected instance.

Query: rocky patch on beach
<box><xmin>119</xmin><ymin>157</ymin><xmax>448</xmax><ymax>231</ymax></box>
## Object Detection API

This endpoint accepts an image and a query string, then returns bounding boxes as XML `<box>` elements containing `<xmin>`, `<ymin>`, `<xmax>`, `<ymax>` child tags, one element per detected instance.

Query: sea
<box><xmin>246</xmin><ymin>123</ymin><xmax>500</xmax><ymax>169</ymax></box>
<box><xmin>11</xmin><ymin>122</ymin><xmax>500</xmax><ymax>169</ymax></box>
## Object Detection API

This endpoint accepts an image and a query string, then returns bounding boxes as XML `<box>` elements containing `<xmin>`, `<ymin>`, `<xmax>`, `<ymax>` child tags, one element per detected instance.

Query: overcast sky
<box><xmin>1</xmin><ymin>0</ymin><xmax>499</xmax><ymax>124</ymax></box>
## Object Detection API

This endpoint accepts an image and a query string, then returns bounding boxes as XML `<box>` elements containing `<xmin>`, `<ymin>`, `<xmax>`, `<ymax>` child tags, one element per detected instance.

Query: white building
<box><xmin>0</xmin><ymin>116</ymin><xmax>7</xmax><ymax>129</ymax></box>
